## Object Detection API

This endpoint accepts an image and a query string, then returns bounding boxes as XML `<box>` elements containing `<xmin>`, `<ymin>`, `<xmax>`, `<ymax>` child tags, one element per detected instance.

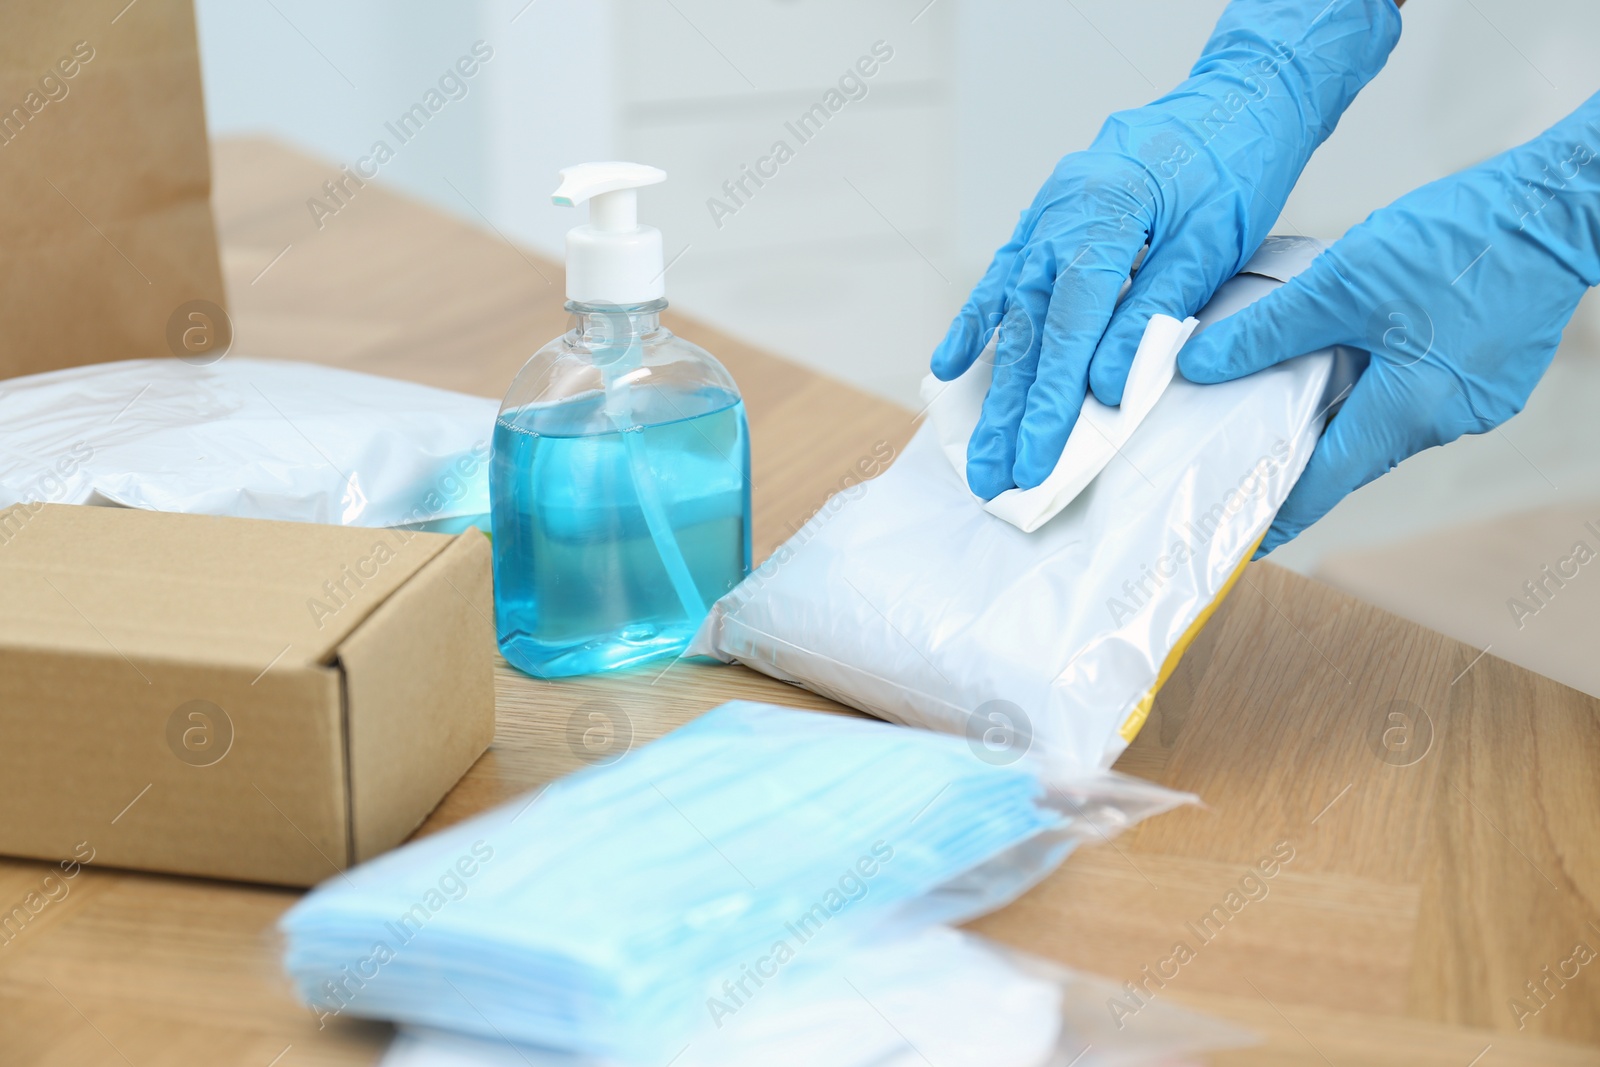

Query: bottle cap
<box><xmin>552</xmin><ymin>162</ymin><xmax>667</xmax><ymax>305</ymax></box>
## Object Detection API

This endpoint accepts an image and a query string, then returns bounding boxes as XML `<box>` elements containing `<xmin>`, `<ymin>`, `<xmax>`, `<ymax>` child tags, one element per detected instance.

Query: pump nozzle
<box><xmin>553</xmin><ymin>162</ymin><xmax>668</xmax><ymax>304</ymax></box>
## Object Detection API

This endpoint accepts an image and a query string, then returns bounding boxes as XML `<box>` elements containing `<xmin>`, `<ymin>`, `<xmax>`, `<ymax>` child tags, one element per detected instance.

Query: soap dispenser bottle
<box><xmin>491</xmin><ymin>162</ymin><xmax>751</xmax><ymax>678</ymax></box>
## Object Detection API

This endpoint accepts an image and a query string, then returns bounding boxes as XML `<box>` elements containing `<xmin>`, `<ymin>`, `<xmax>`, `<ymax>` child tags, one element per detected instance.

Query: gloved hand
<box><xmin>929</xmin><ymin>0</ymin><xmax>1401</xmax><ymax>500</ymax></box>
<box><xmin>1179</xmin><ymin>93</ymin><xmax>1600</xmax><ymax>555</ymax></box>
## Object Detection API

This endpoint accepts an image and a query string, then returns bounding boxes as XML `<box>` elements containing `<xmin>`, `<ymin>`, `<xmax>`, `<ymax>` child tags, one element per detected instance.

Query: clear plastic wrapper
<box><xmin>0</xmin><ymin>357</ymin><xmax>496</xmax><ymax>530</ymax></box>
<box><xmin>280</xmin><ymin>701</ymin><xmax>1194</xmax><ymax>1060</ymax></box>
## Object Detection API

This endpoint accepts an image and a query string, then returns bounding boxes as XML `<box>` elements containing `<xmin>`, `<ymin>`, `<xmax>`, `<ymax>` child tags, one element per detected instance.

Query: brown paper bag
<box><xmin>0</xmin><ymin>0</ymin><xmax>228</xmax><ymax>379</ymax></box>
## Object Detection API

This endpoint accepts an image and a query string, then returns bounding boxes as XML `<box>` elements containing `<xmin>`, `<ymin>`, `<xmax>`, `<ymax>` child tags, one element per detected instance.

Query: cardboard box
<box><xmin>0</xmin><ymin>503</ymin><xmax>496</xmax><ymax>887</ymax></box>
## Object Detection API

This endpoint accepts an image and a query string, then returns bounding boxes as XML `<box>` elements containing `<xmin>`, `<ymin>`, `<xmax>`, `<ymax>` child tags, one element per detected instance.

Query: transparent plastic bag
<box><xmin>0</xmin><ymin>358</ymin><xmax>496</xmax><ymax>529</ymax></box>
<box><xmin>281</xmin><ymin>701</ymin><xmax>1194</xmax><ymax>1060</ymax></box>
<box><xmin>890</xmin><ymin>770</ymin><xmax>1196</xmax><ymax>933</ymax></box>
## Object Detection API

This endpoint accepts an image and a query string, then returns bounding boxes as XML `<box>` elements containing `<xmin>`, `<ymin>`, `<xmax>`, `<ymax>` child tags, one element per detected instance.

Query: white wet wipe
<box><xmin>925</xmin><ymin>314</ymin><xmax>1199</xmax><ymax>533</ymax></box>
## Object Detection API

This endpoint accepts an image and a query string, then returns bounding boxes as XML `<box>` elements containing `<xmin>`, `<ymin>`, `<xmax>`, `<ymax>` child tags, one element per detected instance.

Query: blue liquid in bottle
<box><xmin>491</xmin><ymin>303</ymin><xmax>751</xmax><ymax>678</ymax></box>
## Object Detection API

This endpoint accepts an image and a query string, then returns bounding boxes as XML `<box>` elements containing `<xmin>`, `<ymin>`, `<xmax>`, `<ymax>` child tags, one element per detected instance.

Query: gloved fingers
<box><xmin>930</xmin><ymin>238</ymin><xmax>1026</xmax><ymax>382</ymax></box>
<box><xmin>1261</xmin><ymin>360</ymin><xmax>1444</xmax><ymax>553</ymax></box>
<box><xmin>1177</xmin><ymin>262</ymin><xmax>1353</xmax><ymax>385</ymax></box>
<box><xmin>965</xmin><ymin>249</ymin><xmax>1054</xmax><ymax>499</ymax></box>
<box><xmin>1011</xmin><ymin>256</ymin><xmax>1136</xmax><ymax>489</ymax></box>
<box><xmin>1088</xmin><ymin>238</ymin><xmax>1213</xmax><ymax>406</ymax></box>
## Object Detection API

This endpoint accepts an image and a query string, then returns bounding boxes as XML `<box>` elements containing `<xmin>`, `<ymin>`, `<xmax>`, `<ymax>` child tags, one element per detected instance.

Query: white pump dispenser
<box><xmin>552</xmin><ymin>162</ymin><xmax>667</xmax><ymax>305</ymax></box>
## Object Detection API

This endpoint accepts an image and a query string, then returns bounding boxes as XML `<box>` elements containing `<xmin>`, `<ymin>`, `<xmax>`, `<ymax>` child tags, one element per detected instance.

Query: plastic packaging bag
<box><xmin>280</xmin><ymin>701</ymin><xmax>1194</xmax><ymax>1060</ymax></box>
<box><xmin>689</xmin><ymin>238</ymin><xmax>1356</xmax><ymax>773</ymax></box>
<box><xmin>377</xmin><ymin>925</ymin><xmax>1252</xmax><ymax>1067</ymax></box>
<box><xmin>0</xmin><ymin>358</ymin><xmax>496</xmax><ymax>530</ymax></box>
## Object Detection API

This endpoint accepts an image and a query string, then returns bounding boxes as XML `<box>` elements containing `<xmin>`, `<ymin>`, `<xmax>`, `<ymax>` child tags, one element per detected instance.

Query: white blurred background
<box><xmin>194</xmin><ymin>0</ymin><xmax>1600</xmax><ymax>691</ymax></box>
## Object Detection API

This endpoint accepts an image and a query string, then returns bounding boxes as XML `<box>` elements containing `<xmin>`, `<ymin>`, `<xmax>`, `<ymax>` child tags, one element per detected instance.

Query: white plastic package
<box><xmin>378</xmin><ymin>925</ymin><xmax>1251</xmax><ymax>1067</ymax></box>
<box><xmin>690</xmin><ymin>238</ymin><xmax>1352</xmax><ymax>773</ymax></box>
<box><xmin>0</xmin><ymin>358</ymin><xmax>496</xmax><ymax>530</ymax></box>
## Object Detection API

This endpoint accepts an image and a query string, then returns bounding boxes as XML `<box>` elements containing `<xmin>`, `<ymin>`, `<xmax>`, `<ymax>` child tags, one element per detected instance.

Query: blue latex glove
<box><xmin>1180</xmin><ymin>93</ymin><xmax>1600</xmax><ymax>555</ymax></box>
<box><xmin>930</xmin><ymin>0</ymin><xmax>1401</xmax><ymax>500</ymax></box>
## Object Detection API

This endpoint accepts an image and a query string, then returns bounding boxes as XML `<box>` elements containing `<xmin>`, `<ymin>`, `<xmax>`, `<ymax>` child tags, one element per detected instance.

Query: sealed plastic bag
<box><xmin>689</xmin><ymin>238</ymin><xmax>1355</xmax><ymax>772</ymax></box>
<box><xmin>0</xmin><ymin>358</ymin><xmax>496</xmax><ymax>530</ymax></box>
<box><xmin>281</xmin><ymin>701</ymin><xmax>1193</xmax><ymax>1060</ymax></box>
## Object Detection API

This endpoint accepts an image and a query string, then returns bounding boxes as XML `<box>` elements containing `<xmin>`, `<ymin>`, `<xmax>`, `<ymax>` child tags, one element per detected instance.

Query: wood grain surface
<box><xmin>0</xmin><ymin>138</ymin><xmax>1595</xmax><ymax>1067</ymax></box>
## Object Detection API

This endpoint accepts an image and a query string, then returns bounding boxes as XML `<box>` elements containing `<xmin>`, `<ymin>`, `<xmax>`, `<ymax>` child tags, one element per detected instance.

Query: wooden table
<box><xmin>2</xmin><ymin>139</ymin><xmax>1596</xmax><ymax>1066</ymax></box>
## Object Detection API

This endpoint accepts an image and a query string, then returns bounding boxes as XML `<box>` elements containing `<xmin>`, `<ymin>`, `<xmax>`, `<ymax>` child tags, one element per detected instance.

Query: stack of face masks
<box><xmin>281</xmin><ymin>701</ymin><xmax>1194</xmax><ymax>1062</ymax></box>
